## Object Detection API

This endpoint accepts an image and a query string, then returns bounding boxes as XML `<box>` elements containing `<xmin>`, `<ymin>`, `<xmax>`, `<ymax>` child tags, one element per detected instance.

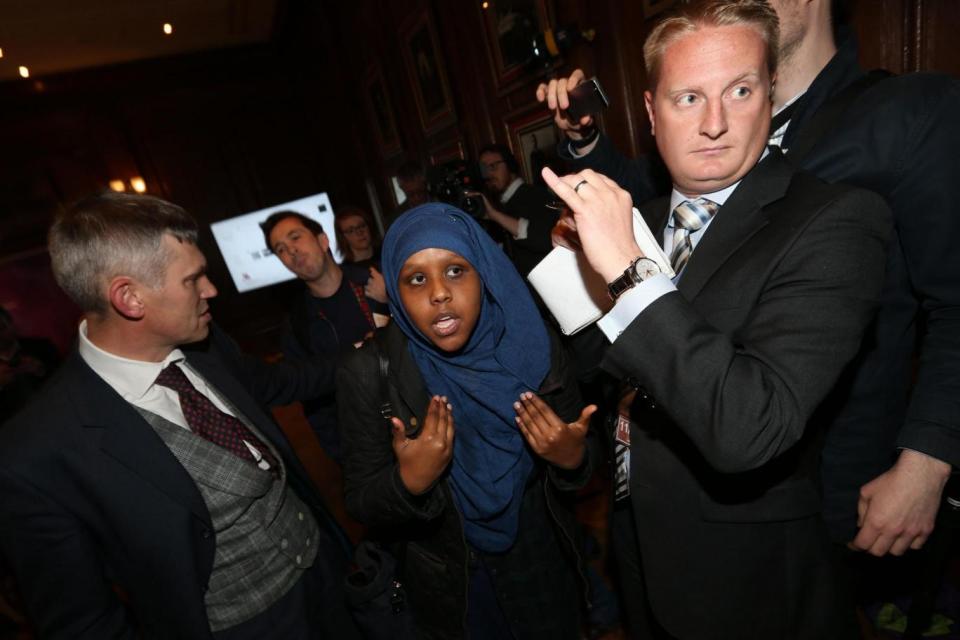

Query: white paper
<box><xmin>527</xmin><ymin>208</ymin><xmax>673</xmax><ymax>335</ymax></box>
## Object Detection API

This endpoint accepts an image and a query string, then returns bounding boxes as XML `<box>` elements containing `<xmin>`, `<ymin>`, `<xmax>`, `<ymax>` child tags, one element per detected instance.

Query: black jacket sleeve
<box><xmin>0</xmin><ymin>469</ymin><xmax>138</xmax><ymax>639</ymax></box>
<box><xmin>881</xmin><ymin>78</ymin><xmax>960</xmax><ymax>466</ymax></box>
<box><xmin>558</xmin><ymin>132</ymin><xmax>667</xmax><ymax>208</ymax></box>
<box><xmin>209</xmin><ymin>325</ymin><xmax>336</xmax><ymax>409</ymax></box>
<box><xmin>603</xmin><ymin>187</ymin><xmax>891</xmax><ymax>473</ymax></box>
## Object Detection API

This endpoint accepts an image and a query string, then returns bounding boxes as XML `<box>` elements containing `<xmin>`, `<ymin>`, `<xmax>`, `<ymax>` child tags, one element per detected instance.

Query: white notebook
<box><xmin>527</xmin><ymin>208</ymin><xmax>674</xmax><ymax>335</ymax></box>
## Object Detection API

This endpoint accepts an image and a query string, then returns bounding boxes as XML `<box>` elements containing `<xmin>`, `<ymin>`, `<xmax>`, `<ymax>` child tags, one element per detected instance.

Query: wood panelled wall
<box><xmin>340</xmin><ymin>0</ymin><xmax>960</xmax><ymax>210</ymax></box>
<box><xmin>0</xmin><ymin>0</ymin><xmax>957</xmax><ymax>351</ymax></box>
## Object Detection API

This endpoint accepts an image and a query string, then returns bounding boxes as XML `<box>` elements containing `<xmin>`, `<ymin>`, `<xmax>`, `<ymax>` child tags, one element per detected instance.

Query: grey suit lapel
<box><xmin>677</xmin><ymin>149</ymin><xmax>794</xmax><ymax>300</ymax></box>
<box><xmin>68</xmin><ymin>353</ymin><xmax>211</xmax><ymax>524</ymax></box>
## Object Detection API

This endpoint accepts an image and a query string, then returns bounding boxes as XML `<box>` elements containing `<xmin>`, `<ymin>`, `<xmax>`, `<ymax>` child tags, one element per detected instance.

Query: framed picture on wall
<box><xmin>642</xmin><ymin>0</ymin><xmax>677</xmax><ymax>18</ymax></box>
<box><xmin>429</xmin><ymin>139</ymin><xmax>465</xmax><ymax>167</ymax></box>
<box><xmin>401</xmin><ymin>11</ymin><xmax>456</xmax><ymax>135</ymax></box>
<box><xmin>504</xmin><ymin>107</ymin><xmax>564</xmax><ymax>189</ymax></box>
<box><xmin>364</xmin><ymin>65</ymin><xmax>402</xmax><ymax>160</ymax></box>
<box><xmin>481</xmin><ymin>0</ymin><xmax>551</xmax><ymax>89</ymax></box>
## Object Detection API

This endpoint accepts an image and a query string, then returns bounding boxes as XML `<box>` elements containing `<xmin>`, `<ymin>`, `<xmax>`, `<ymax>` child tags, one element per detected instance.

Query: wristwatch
<box><xmin>607</xmin><ymin>256</ymin><xmax>661</xmax><ymax>301</ymax></box>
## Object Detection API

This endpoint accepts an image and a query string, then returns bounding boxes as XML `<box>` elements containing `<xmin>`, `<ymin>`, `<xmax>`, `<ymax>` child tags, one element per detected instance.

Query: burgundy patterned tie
<box><xmin>155</xmin><ymin>364</ymin><xmax>279</xmax><ymax>474</ymax></box>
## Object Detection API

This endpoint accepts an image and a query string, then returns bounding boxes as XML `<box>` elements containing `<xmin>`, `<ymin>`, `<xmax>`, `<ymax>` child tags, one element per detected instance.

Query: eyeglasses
<box><xmin>341</xmin><ymin>222</ymin><xmax>368</xmax><ymax>236</ymax></box>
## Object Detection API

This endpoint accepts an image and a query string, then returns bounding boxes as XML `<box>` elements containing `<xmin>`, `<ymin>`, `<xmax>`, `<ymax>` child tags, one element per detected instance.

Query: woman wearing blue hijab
<box><xmin>337</xmin><ymin>203</ymin><xmax>596</xmax><ymax>639</ymax></box>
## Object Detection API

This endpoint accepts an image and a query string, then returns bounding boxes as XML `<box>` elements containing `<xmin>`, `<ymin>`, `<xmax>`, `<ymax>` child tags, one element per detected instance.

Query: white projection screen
<box><xmin>210</xmin><ymin>193</ymin><xmax>343</xmax><ymax>293</ymax></box>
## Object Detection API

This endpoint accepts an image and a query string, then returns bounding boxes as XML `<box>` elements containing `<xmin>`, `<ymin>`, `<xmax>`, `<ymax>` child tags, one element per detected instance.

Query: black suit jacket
<box><xmin>500</xmin><ymin>182</ymin><xmax>559</xmax><ymax>276</ymax></box>
<box><xmin>786</xmin><ymin>37</ymin><xmax>960</xmax><ymax>539</ymax></box>
<box><xmin>570</xmin><ymin>35</ymin><xmax>960</xmax><ymax>540</ymax></box>
<box><xmin>601</xmin><ymin>151</ymin><xmax>890</xmax><ymax>638</ymax></box>
<box><xmin>0</xmin><ymin>325</ymin><xmax>349</xmax><ymax>639</ymax></box>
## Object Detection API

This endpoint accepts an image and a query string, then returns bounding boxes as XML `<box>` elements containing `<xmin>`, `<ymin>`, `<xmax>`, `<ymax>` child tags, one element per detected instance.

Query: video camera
<box><xmin>427</xmin><ymin>159</ymin><xmax>484</xmax><ymax>218</ymax></box>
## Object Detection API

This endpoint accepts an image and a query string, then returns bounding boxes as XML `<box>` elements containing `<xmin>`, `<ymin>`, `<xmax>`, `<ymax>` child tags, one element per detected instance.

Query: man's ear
<box><xmin>318</xmin><ymin>233</ymin><xmax>330</xmax><ymax>252</ymax></box>
<box><xmin>644</xmin><ymin>90</ymin><xmax>656</xmax><ymax>136</ymax></box>
<box><xmin>108</xmin><ymin>276</ymin><xmax>146</xmax><ymax>320</ymax></box>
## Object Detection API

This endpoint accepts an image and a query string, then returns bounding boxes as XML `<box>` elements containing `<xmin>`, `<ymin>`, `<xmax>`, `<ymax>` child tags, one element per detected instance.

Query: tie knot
<box><xmin>673</xmin><ymin>198</ymin><xmax>719</xmax><ymax>232</ymax></box>
<box><xmin>155</xmin><ymin>363</ymin><xmax>192</xmax><ymax>393</ymax></box>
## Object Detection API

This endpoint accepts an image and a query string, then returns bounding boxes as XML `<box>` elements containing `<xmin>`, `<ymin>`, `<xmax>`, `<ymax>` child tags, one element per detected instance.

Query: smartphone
<box><xmin>566</xmin><ymin>77</ymin><xmax>610</xmax><ymax>121</ymax></box>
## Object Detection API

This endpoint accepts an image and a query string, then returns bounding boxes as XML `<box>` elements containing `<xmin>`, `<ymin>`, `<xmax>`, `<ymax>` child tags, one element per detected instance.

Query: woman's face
<box><xmin>338</xmin><ymin>215</ymin><xmax>371</xmax><ymax>254</ymax></box>
<box><xmin>398</xmin><ymin>248</ymin><xmax>482</xmax><ymax>352</ymax></box>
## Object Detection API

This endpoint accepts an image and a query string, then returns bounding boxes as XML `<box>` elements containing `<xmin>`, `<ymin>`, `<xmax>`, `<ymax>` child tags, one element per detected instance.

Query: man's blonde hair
<box><xmin>643</xmin><ymin>0</ymin><xmax>780</xmax><ymax>91</ymax></box>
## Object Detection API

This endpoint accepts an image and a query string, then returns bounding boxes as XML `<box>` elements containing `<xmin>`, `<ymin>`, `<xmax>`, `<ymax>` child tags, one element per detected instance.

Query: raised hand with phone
<box><xmin>535</xmin><ymin>70</ymin><xmax>608</xmax><ymax>150</ymax></box>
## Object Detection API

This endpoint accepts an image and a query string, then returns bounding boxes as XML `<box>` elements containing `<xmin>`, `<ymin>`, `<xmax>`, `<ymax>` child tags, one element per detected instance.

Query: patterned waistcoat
<box><xmin>136</xmin><ymin>394</ymin><xmax>319</xmax><ymax>631</ymax></box>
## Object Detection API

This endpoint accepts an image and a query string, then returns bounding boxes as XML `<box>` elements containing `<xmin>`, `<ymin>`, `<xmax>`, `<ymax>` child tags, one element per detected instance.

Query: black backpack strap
<box><xmin>370</xmin><ymin>340</ymin><xmax>410</xmax><ymax>597</ymax></box>
<box><xmin>785</xmin><ymin>69</ymin><xmax>892</xmax><ymax>165</ymax></box>
<box><xmin>373</xmin><ymin>340</ymin><xmax>393</xmax><ymax>427</ymax></box>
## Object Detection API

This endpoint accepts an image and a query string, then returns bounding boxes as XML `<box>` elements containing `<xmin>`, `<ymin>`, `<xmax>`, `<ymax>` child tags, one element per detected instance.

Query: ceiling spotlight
<box><xmin>109</xmin><ymin>180</ymin><xmax>126</xmax><ymax>192</ymax></box>
<box><xmin>482</xmin><ymin>1</ymin><xmax>489</xmax><ymax>8</ymax></box>
<box><xmin>163</xmin><ymin>23</ymin><xmax>173</xmax><ymax>35</ymax></box>
<box><xmin>0</xmin><ymin>48</ymin><xmax>4</xmax><ymax>59</ymax></box>
<box><xmin>18</xmin><ymin>66</ymin><xmax>29</xmax><ymax>78</ymax></box>
<box><xmin>130</xmin><ymin>177</ymin><xmax>147</xmax><ymax>193</ymax></box>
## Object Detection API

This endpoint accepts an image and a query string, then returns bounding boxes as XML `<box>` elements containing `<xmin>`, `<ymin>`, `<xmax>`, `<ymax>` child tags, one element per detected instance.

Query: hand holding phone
<box><xmin>565</xmin><ymin>77</ymin><xmax>610</xmax><ymax>121</ymax></box>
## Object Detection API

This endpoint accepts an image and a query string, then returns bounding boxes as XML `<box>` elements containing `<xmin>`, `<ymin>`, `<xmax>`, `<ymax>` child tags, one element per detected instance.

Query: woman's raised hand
<box><xmin>393</xmin><ymin>395</ymin><xmax>456</xmax><ymax>495</ymax></box>
<box><xmin>515</xmin><ymin>392</ymin><xmax>596</xmax><ymax>470</ymax></box>
<box><xmin>364</xmin><ymin>266</ymin><xmax>387</xmax><ymax>303</ymax></box>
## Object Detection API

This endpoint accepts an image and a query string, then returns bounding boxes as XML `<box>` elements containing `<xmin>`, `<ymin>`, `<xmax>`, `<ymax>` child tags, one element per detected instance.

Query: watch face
<box><xmin>633</xmin><ymin>258</ymin><xmax>661</xmax><ymax>281</ymax></box>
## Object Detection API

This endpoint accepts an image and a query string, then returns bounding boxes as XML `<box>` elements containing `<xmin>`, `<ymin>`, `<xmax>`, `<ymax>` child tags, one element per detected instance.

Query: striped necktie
<box><xmin>669</xmin><ymin>198</ymin><xmax>719</xmax><ymax>274</ymax></box>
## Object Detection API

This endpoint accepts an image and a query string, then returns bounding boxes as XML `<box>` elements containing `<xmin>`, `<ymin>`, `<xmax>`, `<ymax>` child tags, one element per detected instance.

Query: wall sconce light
<box><xmin>130</xmin><ymin>177</ymin><xmax>147</xmax><ymax>193</ymax></box>
<box><xmin>163</xmin><ymin>23</ymin><xmax>174</xmax><ymax>35</ymax></box>
<box><xmin>109</xmin><ymin>180</ymin><xmax>126</xmax><ymax>192</ymax></box>
<box><xmin>18</xmin><ymin>66</ymin><xmax>29</xmax><ymax>78</ymax></box>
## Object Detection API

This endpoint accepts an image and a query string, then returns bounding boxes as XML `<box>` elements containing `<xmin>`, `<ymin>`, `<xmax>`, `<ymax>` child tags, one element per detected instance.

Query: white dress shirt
<box><xmin>78</xmin><ymin>320</ymin><xmax>240</xmax><ymax>429</ymax></box>
<box><xmin>596</xmin><ymin>179</ymin><xmax>743</xmax><ymax>342</ymax></box>
<box><xmin>768</xmin><ymin>91</ymin><xmax>805</xmax><ymax>149</ymax></box>
<box><xmin>78</xmin><ymin>321</ymin><xmax>273</xmax><ymax>469</ymax></box>
<box><xmin>500</xmin><ymin>176</ymin><xmax>530</xmax><ymax>239</ymax></box>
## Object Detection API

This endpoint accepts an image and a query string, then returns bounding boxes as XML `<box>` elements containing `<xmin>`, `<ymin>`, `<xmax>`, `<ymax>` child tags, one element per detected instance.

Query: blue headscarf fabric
<box><xmin>381</xmin><ymin>203</ymin><xmax>551</xmax><ymax>553</ymax></box>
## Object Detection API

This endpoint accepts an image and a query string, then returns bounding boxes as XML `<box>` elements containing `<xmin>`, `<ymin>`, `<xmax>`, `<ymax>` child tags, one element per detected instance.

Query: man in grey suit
<box><xmin>0</xmin><ymin>192</ymin><xmax>361</xmax><ymax>639</ymax></box>
<box><xmin>543</xmin><ymin>1</ymin><xmax>890</xmax><ymax>637</ymax></box>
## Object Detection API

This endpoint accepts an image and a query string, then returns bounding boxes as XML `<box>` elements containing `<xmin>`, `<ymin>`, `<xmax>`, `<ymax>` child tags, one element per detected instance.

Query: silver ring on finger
<box><xmin>573</xmin><ymin>179</ymin><xmax>589</xmax><ymax>193</ymax></box>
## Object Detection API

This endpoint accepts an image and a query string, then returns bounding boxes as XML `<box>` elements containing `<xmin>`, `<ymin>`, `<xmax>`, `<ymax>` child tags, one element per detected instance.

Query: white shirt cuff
<box><xmin>515</xmin><ymin>217</ymin><xmax>529</xmax><ymax>240</ymax></box>
<box><xmin>596</xmin><ymin>274</ymin><xmax>676</xmax><ymax>342</ymax></box>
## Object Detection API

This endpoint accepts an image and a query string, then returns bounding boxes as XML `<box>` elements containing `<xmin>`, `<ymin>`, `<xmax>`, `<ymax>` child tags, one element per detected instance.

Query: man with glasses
<box><xmin>469</xmin><ymin>143</ymin><xmax>558</xmax><ymax>276</ymax></box>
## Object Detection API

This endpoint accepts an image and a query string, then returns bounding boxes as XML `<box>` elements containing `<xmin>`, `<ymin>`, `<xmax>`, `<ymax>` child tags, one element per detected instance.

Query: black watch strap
<box><xmin>607</xmin><ymin>257</ymin><xmax>660</xmax><ymax>301</ymax></box>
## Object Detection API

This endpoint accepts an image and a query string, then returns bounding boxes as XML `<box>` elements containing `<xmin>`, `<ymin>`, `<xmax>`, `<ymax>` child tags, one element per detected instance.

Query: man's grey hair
<box><xmin>48</xmin><ymin>192</ymin><xmax>199</xmax><ymax>313</ymax></box>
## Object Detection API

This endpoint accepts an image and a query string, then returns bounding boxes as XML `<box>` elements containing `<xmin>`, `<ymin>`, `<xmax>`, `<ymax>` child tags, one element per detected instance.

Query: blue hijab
<box><xmin>382</xmin><ymin>203</ymin><xmax>551</xmax><ymax>553</ymax></box>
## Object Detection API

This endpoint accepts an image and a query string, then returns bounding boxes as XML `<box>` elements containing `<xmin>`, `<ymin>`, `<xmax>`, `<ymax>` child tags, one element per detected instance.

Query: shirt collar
<box><xmin>668</xmin><ymin>147</ymin><xmax>769</xmax><ymax>219</ymax></box>
<box><xmin>774</xmin><ymin>90</ymin><xmax>805</xmax><ymax>118</ymax></box>
<box><xmin>78</xmin><ymin>319</ymin><xmax>185</xmax><ymax>402</ymax></box>
<box><xmin>669</xmin><ymin>180</ymin><xmax>740</xmax><ymax>218</ymax></box>
<box><xmin>500</xmin><ymin>177</ymin><xmax>524</xmax><ymax>203</ymax></box>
